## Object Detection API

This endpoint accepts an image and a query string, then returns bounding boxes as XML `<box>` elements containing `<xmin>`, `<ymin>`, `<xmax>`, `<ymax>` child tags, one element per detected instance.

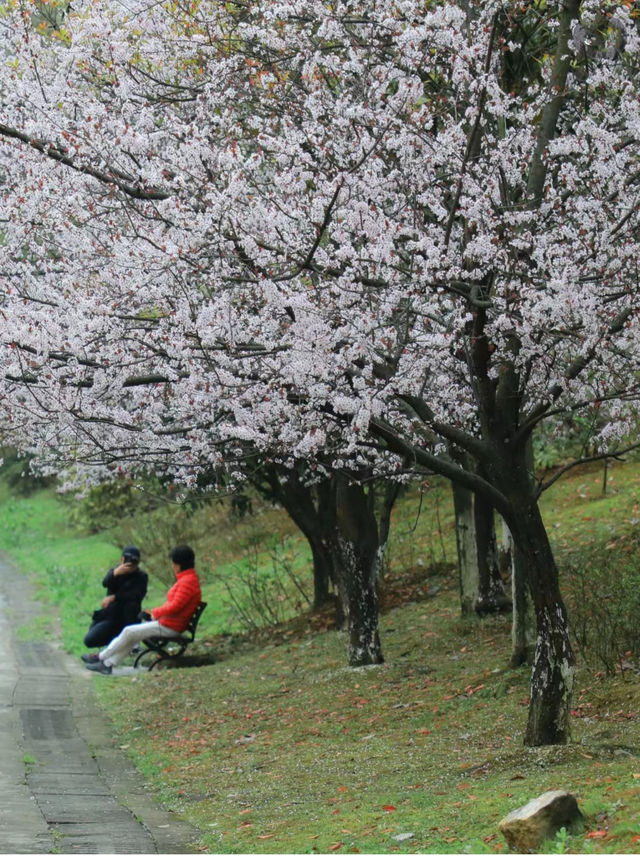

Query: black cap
<box><xmin>122</xmin><ymin>546</ymin><xmax>141</xmax><ymax>562</ymax></box>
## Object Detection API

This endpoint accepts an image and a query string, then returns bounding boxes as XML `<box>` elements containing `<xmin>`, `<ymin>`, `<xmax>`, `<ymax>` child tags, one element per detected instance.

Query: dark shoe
<box><xmin>85</xmin><ymin>660</ymin><xmax>112</xmax><ymax>675</ymax></box>
<box><xmin>81</xmin><ymin>653</ymin><xmax>100</xmax><ymax>663</ymax></box>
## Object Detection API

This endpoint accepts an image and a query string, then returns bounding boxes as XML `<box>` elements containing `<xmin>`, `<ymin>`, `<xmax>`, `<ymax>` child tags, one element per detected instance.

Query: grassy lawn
<box><xmin>96</xmin><ymin>601</ymin><xmax>640</xmax><ymax>854</ymax></box>
<box><xmin>0</xmin><ymin>458</ymin><xmax>639</xmax><ymax>852</ymax></box>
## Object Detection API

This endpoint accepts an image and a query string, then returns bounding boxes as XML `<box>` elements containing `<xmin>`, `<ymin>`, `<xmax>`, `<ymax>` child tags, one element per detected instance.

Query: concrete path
<box><xmin>0</xmin><ymin>558</ymin><xmax>201</xmax><ymax>854</ymax></box>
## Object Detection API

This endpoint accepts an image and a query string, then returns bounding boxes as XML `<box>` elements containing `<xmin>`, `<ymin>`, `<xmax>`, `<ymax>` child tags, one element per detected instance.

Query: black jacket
<box><xmin>99</xmin><ymin>566</ymin><xmax>148</xmax><ymax>627</ymax></box>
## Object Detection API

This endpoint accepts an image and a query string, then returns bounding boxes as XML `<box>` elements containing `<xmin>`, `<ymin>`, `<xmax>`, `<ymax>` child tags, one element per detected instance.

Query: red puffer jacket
<box><xmin>151</xmin><ymin>568</ymin><xmax>202</xmax><ymax>632</ymax></box>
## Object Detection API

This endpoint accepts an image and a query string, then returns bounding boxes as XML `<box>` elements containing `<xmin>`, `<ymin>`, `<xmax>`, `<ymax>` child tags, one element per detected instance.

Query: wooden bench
<box><xmin>133</xmin><ymin>601</ymin><xmax>207</xmax><ymax>671</ymax></box>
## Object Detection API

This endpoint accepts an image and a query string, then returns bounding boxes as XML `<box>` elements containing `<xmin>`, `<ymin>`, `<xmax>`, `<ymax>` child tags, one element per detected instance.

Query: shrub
<box><xmin>562</xmin><ymin>537</ymin><xmax>640</xmax><ymax>674</ymax></box>
<box><xmin>72</xmin><ymin>477</ymin><xmax>171</xmax><ymax>534</ymax></box>
<box><xmin>218</xmin><ymin>536</ymin><xmax>312</xmax><ymax>632</ymax></box>
<box><xmin>0</xmin><ymin>450</ymin><xmax>56</xmax><ymax>495</ymax></box>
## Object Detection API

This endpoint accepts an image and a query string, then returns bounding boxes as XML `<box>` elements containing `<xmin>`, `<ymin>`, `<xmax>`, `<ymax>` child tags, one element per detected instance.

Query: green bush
<box><xmin>219</xmin><ymin>536</ymin><xmax>312</xmax><ymax>632</ymax></box>
<box><xmin>562</xmin><ymin>537</ymin><xmax>640</xmax><ymax>674</ymax></box>
<box><xmin>0</xmin><ymin>450</ymin><xmax>56</xmax><ymax>496</ymax></box>
<box><xmin>71</xmin><ymin>477</ymin><xmax>171</xmax><ymax>534</ymax></box>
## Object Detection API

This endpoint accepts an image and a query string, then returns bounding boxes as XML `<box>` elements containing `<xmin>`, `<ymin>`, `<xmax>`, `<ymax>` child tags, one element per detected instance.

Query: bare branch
<box><xmin>538</xmin><ymin>440</ymin><xmax>640</xmax><ymax>495</ymax></box>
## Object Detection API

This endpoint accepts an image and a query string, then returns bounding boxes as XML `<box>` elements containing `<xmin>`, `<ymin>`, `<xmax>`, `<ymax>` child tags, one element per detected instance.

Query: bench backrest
<box><xmin>185</xmin><ymin>601</ymin><xmax>207</xmax><ymax>641</ymax></box>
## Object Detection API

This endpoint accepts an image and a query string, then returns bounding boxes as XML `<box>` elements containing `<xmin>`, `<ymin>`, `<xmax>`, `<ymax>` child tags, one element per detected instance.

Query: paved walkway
<box><xmin>0</xmin><ymin>558</ymin><xmax>201</xmax><ymax>854</ymax></box>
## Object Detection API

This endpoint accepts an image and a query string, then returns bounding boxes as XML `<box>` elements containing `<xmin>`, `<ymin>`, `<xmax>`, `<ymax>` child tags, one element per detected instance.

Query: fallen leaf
<box><xmin>382</xmin><ymin>805</ymin><xmax>397</xmax><ymax>812</ymax></box>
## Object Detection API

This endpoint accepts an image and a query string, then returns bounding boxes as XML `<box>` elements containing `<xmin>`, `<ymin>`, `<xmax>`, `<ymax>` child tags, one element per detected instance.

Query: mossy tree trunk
<box><xmin>491</xmin><ymin>456</ymin><xmax>575</xmax><ymax>746</ymax></box>
<box><xmin>509</xmin><ymin>530</ymin><xmax>536</xmax><ymax>667</ymax></box>
<box><xmin>333</xmin><ymin>473</ymin><xmax>385</xmax><ymax>667</ymax></box>
<box><xmin>474</xmin><ymin>496</ymin><xmax>510</xmax><ymax>616</ymax></box>
<box><xmin>252</xmin><ymin>465</ymin><xmax>395</xmax><ymax>658</ymax></box>
<box><xmin>453</xmin><ymin>481</ymin><xmax>478</xmax><ymax>616</ymax></box>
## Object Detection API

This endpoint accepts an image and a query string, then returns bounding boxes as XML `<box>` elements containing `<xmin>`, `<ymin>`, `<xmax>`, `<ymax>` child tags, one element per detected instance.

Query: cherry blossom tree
<box><xmin>2</xmin><ymin>0</ymin><xmax>640</xmax><ymax>744</ymax></box>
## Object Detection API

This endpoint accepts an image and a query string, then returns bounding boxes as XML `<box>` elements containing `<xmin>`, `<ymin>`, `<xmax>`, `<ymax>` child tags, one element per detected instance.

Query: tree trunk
<box><xmin>253</xmin><ymin>465</ymin><xmax>392</xmax><ymax>653</ymax></box>
<box><xmin>334</xmin><ymin>473</ymin><xmax>384</xmax><ymax>667</ymax></box>
<box><xmin>452</xmin><ymin>481</ymin><xmax>478</xmax><ymax>616</ymax></box>
<box><xmin>499</xmin><ymin>469</ymin><xmax>575</xmax><ymax>746</ymax></box>
<box><xmin>474</xmin><ymin>497</ymin><xmax>510</xmax><ymax>616</ymax></box>
<box><xmin>498</xmin><ymin>446</ymin><xmax>535</xmax><ymax>665</ymax></box>
<box><xmin>453</xmin><ymin>481</ymin><xmax>510</xmax><ymax>616</ymax></box>
<box><xmin>378</xmin><ymin>480</ymin><xmax>401</xmax><ymax>574</ymax></box>
<box><xmin>467</xmin><ymin>300</ymin><xmax>575</xmax><ymax>743</ymax></box>
<box><xmin>509</xmin><ymin>529</ymin><xmax>535</xmax><ymax>667</ymax></box>
<box><xmin>497</xmin><ymin>517</ymin><xmax>513</xmax><ymax>582</ymax></box>
<box><xmin>307</xmin><ymin>538</ymin><xmax>333</xmax><ymax>610</ymax></box>
<box><xmin>313</xmin><ymin>479</ymin><xmax>349</xmax><ymax>623</ymax></box>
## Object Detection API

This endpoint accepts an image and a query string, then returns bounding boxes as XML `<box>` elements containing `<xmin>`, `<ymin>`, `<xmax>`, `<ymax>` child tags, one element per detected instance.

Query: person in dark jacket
<box><xmin>81</xmin><ymin>546</ymin><xmax>148</xmax><ymax>663</ymax></box>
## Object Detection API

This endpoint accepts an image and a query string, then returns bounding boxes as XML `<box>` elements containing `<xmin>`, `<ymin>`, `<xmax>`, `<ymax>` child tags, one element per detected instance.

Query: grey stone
<box><xmin>499</xmin><ymin>789</ymin><xmax>585</xmax><ymax>852</ymax></box>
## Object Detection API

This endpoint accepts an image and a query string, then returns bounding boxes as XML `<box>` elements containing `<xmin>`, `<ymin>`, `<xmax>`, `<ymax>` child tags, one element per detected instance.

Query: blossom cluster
<box><xmin>0</xmin><ymin>0</ymin><xmax>639</xmax><ymax>486</ymax></box>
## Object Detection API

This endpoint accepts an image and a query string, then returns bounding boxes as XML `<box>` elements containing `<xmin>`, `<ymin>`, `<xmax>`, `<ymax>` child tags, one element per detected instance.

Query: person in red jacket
<box><xmin>86</xmin><ymin>545</ymin><xmax>201</xmax><ymax>675</ymax></box>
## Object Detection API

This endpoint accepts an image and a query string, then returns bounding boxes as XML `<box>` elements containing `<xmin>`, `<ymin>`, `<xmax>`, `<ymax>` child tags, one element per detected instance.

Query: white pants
<box><xmin>99</xmin><ymin>621</ymin><xmax>182</xmax><ymax>667</ymax></box>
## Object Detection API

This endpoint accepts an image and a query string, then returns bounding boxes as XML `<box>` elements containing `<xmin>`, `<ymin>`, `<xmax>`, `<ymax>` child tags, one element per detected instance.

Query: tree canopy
<box><xmin>1</xmin><ymin>0</ymin><xmax>638</xmax><ymax>484</ymax></box>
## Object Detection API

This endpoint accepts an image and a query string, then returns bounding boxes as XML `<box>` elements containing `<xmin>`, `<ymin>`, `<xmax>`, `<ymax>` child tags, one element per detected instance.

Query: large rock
<box><xmin>498</xmin><ymin>790</ymin><xmax>584</xmax><ymax>852</ymax></box>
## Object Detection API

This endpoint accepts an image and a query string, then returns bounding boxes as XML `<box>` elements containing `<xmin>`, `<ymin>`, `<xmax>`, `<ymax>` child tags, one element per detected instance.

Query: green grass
<box><xmin>93</xmin><ymin>592</ymin><xmax>640</xmax><ymax>854</ymax></box>
<box><xmin>0</xmin><ymin>491</ymin><xmax>120</xmax><ymax>650</ymax></box>
<box><xmin>1</xmin><ymin>458</ymin><xmax>640</xmax><ymax>852</ymax></box>
<box><xmin>541</xmin><ymin>458</ymin><xmax>640</xmax><ymax>553</ymax></box>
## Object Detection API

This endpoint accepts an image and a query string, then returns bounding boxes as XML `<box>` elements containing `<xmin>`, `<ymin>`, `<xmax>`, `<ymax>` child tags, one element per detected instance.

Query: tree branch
<box><xmin>517</xmin><ymin>304</ymin><xmax>633</xmax><ymax>439</ymax></box>
<box><xmin>444</xmin><ymin>12</ymin><xmax>499</xmax><ymax>248</ymax></box>
<box><xmin>526</xmin><ymin>0</ymin><xmax>581</xmax><ymax>204</ymax></box>
<box><xmin>0</xmin><ymin>123</ymin><xmax>171</xmax><ymax>201</ymax></box>
<box><xmin>537</xmin><ymin>440</ymin><xmax>640</xmax><ymax>495</ymax></box>
<box><xmin>368</xmin><ymin>415</ymin><xmax>510</xmax><ymax>516</ymax></box>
